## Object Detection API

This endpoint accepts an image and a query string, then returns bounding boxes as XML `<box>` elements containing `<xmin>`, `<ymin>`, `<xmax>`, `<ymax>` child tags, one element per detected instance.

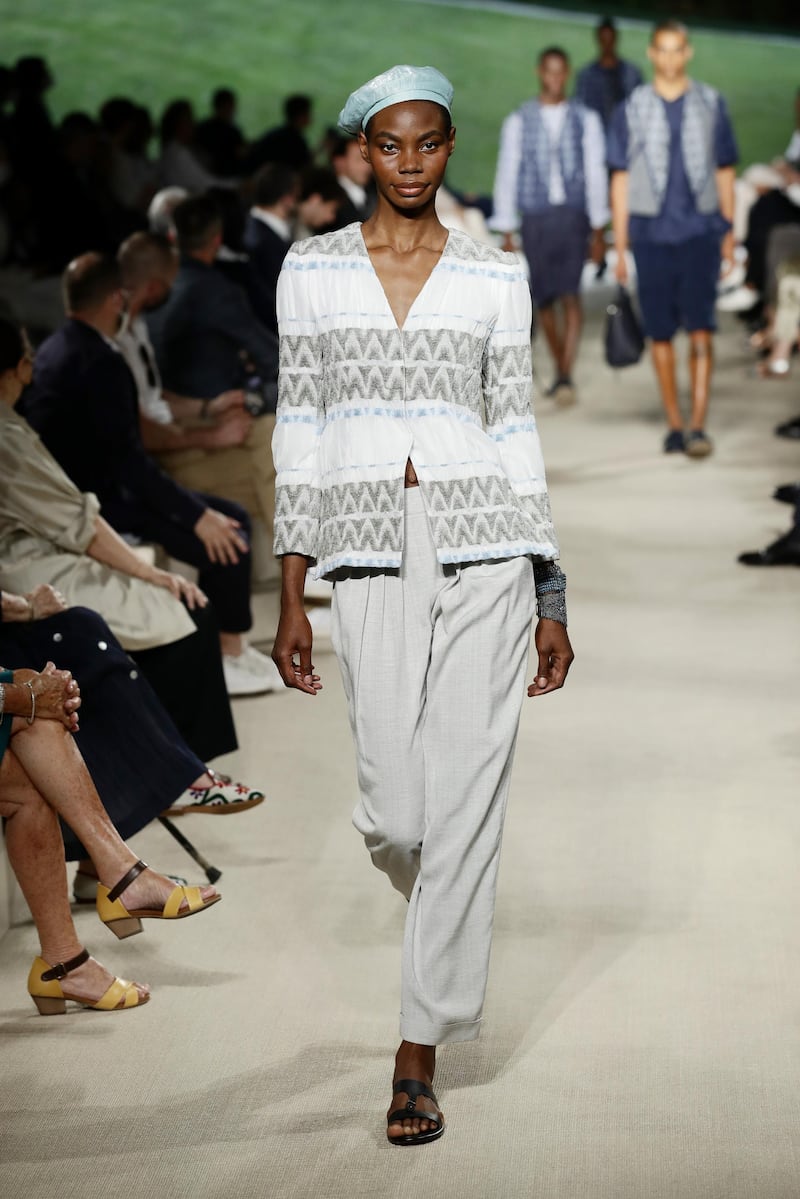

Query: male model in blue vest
<box><xmin>492</xmin><ymin>46</ymin><xmax>608</xmax><ymax>406</ymax></box>
<box><xmin>608</xmin><ymin>20</ymin><xmax>738</xmax><ymax>458</ymax></box>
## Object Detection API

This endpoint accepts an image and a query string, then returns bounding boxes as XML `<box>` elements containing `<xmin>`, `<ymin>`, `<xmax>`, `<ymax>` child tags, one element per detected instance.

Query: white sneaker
<box><xmin>223</xmin><ymin>647</ymin><xmax>284</xmax><ymax>696</ymax></box>
<box><xmin>716</xmin><ymin>284</ymin><xmax>759</xmax><ymax>312</ymax></box>
<box><xmin>304</xmin><ymin>576</ymin><xmax>333</xmax><ymax>602</ymax></box>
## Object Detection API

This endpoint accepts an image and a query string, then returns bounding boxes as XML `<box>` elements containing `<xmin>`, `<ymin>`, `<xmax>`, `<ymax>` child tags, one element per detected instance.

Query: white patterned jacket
<box><xmin>272</xmin><ymin>224</ymin><xmax>566</xmax><ymax>619</ymax></box>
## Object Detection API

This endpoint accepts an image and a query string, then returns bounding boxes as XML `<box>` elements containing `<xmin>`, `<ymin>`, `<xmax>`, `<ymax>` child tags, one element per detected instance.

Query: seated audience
<box><xmin>327</xmin><ymin>135</ymin><xmax>375</xmax><ymax>227</ymax></box>
<box><xmin>148</xmin><ymin>184</ymin><xmax>188</xmax><ymax>237</ymax></box>
<box><xmin>20</xmin><ymin>256</ymin><xmax>279</xmax><ymax>696</ymax></box>
<box><xmin>117</xmin><ymin>232</ymin><xmax>278</xmax><ymax>568</ymax></box>
<box><xmin>246</xmin><ymin>93</ymin><xmax>313</xmax><ymax>173</ymax></box>
<box><xmin>100</xmin><ymin>96</ymin><xmax>157</xmax><ymax>214</ymax></box>
<box><xmin>194</xmin><ymin>87</ymin><xmax>246</xmax><ymax>178</ymax></box>
<box><xmin>243</xmin><ymin>164</ymin><xmax>298</xmax><ymax>333</ymax></box>
<box><xmin>292</xmin><ymin>166</ymin><xmax>345</xmax><ymax>240</ymax></box>
<box><xmin>0</xmin><ymin>659</ymin><xmax>220</xmax><ymax>1013</ymax></box>
<box><xmin>0</xmin><ymin>317</ymin><xmax>240</xmax><ymax>757</ymax></box>
<box><xmin>1</xmin><ymin>584</ymin><xmax>264</xmax><ymax>897</ymax></box>
<box><xmin>158</xmin><ymin>99</ymin><xmax>236</xmax><ymax>193</ymax></box>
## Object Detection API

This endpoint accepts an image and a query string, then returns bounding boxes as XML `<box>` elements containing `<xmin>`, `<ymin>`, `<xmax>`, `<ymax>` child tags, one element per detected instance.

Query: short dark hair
<box><xmin>99</xmin><ymin>97</ymin><xmax>137</xmax><ymax>136</ymax></box>
<box><xmin>172</xmin><ymin>192</ymin><xmax>223</xmax><ymax>252</ymax></box>
<box><xmin>284</xmin><ymin>94</ymin><xmax>312</xmax><ymax>123</ymax></box>
<box><xmin>14</xmin><ymin>56</ymin><xmax>50</xmax><ymax>94</ymax></box>
<box><xmin>298</xmin><ymin>166</ymin><xmax>344</xmax><ymax>204</ymax></box>
<box><xmin>0</xmin><ymin>317</ymin><xmax>26</xmax><ymax>374</ymax></box>
<box><xmin>118</xmin><ymin>231</ymin><xmax>176</xmax><ymax>286</ymax></box>
<box><xmin>329</xmin><ymin>135</ymin><xmax>358</xmax><ymax>161</ymax></box>
<box><xmin>213</xmin><ymin>87</ymin><xmax>236</xmax><ymax>110</ymax></box>
<box><xmin>597</xmin><ymin>15</ymin><xmax>616</xmax><ymax>32</ymax></box>
<box><xmin>159</xmin><ymin>99</ymin><xmax>193</xmax><ymax>146</ymax></box>
<box><xmin>651</xmin><ymin>19</ymin><xmax>689</xmax><ymax>42</ymax></box>
<box><xmin>62</xmin><ymin>253</ymin><xmax>121</xmax><ymax>313</ymax></box>
<box><xmin>539</xmin><ymin>45</ymin><xmax>569</xmax><ymax>66</ymax></box>
<box><xmin>253</xmin><ymin>163</ymin><xmax>299</xmax><ymax>207</ymax></box>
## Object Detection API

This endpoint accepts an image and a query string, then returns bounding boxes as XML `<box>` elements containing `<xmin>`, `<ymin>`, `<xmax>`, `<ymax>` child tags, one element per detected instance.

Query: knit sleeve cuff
<box><xmin>533</xmin><ymin>561</ymin><xmax>567</xmax><ymax>626</ymax></box>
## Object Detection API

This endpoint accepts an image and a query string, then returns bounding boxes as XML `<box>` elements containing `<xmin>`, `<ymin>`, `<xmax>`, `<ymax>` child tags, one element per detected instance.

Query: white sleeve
<box><xmin>489</xmin><ymin>112</ymin><xmax>523</xmax><ymax>233</ymax></box>
<box><xmin>583</xmin><ymin>109</ymin><xmax>610</xmax><ymax>229</ymax></box>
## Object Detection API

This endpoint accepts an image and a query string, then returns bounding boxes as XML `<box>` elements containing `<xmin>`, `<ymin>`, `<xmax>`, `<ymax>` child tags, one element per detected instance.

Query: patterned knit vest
<box><xmin>624</xmin><ymin>82</ymin><xmax>720</xmax><ymax>217</ymax></box>
<box><xmin>517</xmin><ymin>100</ymin><xmax>586</xmax><ymax>215</ymax></box>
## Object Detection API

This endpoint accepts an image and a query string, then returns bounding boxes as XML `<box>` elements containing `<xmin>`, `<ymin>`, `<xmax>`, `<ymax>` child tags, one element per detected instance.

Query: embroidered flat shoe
<box><xmin>27</xmin><ymin>949</ymin><xmax>149</xmax><ymax>1014</ymax></box>
<box><xmin>161</xmin><ymin>770</ymin><xmax>265</xmax><ymax>817</ymax></box>
<box><xmin>96</xmin><ymin>860</ymin><xmax>221</xmax><ymax>939</ymax></box>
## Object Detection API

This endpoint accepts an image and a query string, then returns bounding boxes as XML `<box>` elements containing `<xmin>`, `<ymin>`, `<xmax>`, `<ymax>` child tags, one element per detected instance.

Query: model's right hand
<box><xmin>146</xmin><ymin>566</ymin><xmax>207</xmax><ymax>610</ymax></box>
<box><xmin>615</xmin><ymin>251</ymin><xmax>629</xmax><ymax>287</ymax></box>
<box><xmin>272</xmin><ymin>608</ymin><xmax>322</xmax><ymax>696</ymax></box>
<box><xmin>209</xmin><ymin>389</ymin><xmax>246</xmax><ymax>416</ymax></box>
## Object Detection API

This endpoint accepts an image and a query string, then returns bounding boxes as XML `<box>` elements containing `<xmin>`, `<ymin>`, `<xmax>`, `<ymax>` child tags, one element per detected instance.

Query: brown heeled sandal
<box><xmin>96</xmin><ymin>859</ymin><xmax>221</xmax><ymax>940</ymax></box>
<box><xmin>27</xmin><ymin>948</ymin><xmax>148</xmax><ymax>1014</ymax></box>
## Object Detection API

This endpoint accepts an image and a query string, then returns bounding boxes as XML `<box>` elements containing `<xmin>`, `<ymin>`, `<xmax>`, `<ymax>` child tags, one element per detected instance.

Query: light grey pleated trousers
<box><xmin>331</xmin><ymin>487</ymin><xmax>536</xmax><ymax>1045</ymax></box>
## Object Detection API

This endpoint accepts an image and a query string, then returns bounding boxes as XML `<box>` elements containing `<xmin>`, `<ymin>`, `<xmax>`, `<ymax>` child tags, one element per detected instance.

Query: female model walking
<box><xmin>272</xmin><ymin>65</ymin><xmax>573</xmax><ymax>1145</ymax></box>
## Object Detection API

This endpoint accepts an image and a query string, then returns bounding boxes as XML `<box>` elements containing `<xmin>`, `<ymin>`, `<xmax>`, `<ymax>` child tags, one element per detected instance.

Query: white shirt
<box><xmin>491</xmin><ymin>101</ymin><xmax>609</xmax><ymax>233</ymax></box>
<box><xmin>116</xmin><ymin>315</ymin><xmax>173</xmax><ymax>425</ymax></box>
<box><xmin>158</xmin><ymin>142</ymin><xmax>236</xmax><ymax>194</ymax></box>
<box><xmin>249</xmin><ymin>207</ymin><xmax>293</xmax><ymax>241</ymax></box>
<box><xmin>785</xmin><ymin>130</ymin><xmax>800</xmax><ymax>163</ymax></box>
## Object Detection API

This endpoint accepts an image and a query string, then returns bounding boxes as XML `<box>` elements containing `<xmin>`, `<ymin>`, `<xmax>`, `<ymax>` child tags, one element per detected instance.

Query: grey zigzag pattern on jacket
<box><xmin>273</xmin><ymin>223</ymin><xmax>566</xmax><ymax>620</ymax></box>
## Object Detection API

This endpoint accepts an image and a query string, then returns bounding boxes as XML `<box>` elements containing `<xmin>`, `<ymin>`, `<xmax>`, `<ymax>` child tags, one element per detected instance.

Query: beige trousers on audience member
<box><xmin>331</xmin><ymin>487</ymin><xmax>536</xmax><ymax>1045</ymax></box>
<box><xmin>774</xmin><ymin>271</ymin><xmax>800</xmax><ymax>344</ymax></box>
<box><xmin>157</xmin><ymin>413</ymin><xmax>276</xmax><ymax>545</ymax></box>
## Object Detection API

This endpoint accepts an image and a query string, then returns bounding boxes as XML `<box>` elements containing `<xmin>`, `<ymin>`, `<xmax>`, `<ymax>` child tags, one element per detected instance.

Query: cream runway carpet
<box><xmin>1</xmin><ymin>310</ymin><xmax>799</xmax><ymax>1199</ymax></box>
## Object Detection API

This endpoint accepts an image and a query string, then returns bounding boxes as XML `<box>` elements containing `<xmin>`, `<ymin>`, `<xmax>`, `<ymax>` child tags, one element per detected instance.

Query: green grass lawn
<box><xmin>4</xmin><ymin>0</ymin><xmax>798</xmax><ymax>190</ymax></box>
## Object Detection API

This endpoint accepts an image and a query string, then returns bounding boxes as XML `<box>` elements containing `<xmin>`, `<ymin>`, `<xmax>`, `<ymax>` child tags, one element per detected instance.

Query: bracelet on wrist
<box><xmin>23</xmin><ymin>679</ymin><xmax>36</xmax><ymax>724</ymax></box>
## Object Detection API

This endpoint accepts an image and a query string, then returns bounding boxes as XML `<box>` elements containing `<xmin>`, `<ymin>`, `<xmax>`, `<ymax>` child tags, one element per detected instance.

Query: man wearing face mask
<box><xmin>19</xmin><ymin>252</ymin><xmax>281</xmax><ymax>696</ymax></box>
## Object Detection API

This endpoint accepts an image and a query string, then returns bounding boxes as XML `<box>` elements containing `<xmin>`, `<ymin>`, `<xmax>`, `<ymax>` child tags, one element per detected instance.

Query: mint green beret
<box><xmin>338</xmin><ymin>64</ymin><xmax>454</xmax><ymax>135</ymax></box>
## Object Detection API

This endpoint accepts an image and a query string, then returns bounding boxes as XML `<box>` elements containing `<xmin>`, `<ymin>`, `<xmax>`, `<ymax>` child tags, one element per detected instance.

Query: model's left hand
<box><xmin>528</xmin><ymin>619</ymin><xmax>574</xmax><ymax>697</ymax></box>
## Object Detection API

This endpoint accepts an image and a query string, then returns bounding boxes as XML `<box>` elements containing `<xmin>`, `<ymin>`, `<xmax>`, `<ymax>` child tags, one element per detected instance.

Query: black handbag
<box><xmin>604</xmin><ymin>286</ymin><xmax>645</xmax><ymax>368</ymax></box>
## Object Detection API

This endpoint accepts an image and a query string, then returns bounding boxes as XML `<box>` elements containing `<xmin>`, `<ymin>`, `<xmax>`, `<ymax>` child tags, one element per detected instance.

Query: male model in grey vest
<box><xmin>492</xmin><ymin>46</ymin><xmax>608</xmax><ymax>407</ymax></box>
<box><xmin>609</xmin><ymin>20</ymin><xmax>738</xmax><ymax>458</ymax></box>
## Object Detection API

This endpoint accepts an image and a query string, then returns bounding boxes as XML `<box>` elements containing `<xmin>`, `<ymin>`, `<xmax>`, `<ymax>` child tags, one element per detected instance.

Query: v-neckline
<box><xmin>358</xmin><ymin>224</ymin><xmax>451</xmax><ymax>333</ymax></box>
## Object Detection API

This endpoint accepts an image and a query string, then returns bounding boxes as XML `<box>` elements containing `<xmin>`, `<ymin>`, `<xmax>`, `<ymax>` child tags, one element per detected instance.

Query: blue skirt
<box><xmin>0</xmin><ymin>609</ymin><xmax>206</xmax><ymax>859</ymax></box>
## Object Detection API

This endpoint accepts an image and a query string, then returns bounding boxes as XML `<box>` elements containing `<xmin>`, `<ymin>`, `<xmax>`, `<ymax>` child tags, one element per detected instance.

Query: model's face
<box><xmin>538</xmin><ymin>55</ymin><xmax>570</xmax><ymax>101</ymax></box>
<box><xmin>359</xmin><ymin>100</ymin><xmax>454</xmax><ymax>211</ymax></box>
<box><xmin>648</xmin><ymin>31</ymin><xmax>692</xmax><ymax>82</ymax></box>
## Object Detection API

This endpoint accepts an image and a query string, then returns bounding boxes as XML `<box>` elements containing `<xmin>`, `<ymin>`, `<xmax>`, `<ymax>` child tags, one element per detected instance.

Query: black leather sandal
<box><xmin>387</xmin><ymin>1078</ymin><xmax>445</xmax><ymax>1146</ymax></box>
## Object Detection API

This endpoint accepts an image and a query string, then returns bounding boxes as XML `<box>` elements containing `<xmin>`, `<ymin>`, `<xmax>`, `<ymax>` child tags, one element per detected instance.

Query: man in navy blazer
<box><xmin>242</xmin><ymin>164</ymin><xmax>297</xmax><ymax>335</ymax></box>
<box><xmin>21</xmin><ymin>252</ymin><xmax>280</xmax><ymax>696</ymax></box>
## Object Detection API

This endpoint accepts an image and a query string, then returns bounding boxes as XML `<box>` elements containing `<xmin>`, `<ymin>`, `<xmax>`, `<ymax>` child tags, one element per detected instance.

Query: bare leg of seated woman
<box><xmin>2</xmin><ymin>719</ymin><xmax>218</xmax><ymax>968</ymax></box>
<box><xmin>0</xmin><ymin>739</ymin><xmax>150</xmax><ymax>1007</ymax></box>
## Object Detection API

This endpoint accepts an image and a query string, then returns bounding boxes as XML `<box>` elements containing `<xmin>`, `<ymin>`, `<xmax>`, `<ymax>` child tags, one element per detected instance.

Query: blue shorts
<box><xmin>633</xmin><ymin>235</ymin><xmax>720</xmax><ymax>341</ymax></box>
<box><xmin>521</xmin><ymin>207</ymin><xmax>590</xmax><ymax>308</ymax></box>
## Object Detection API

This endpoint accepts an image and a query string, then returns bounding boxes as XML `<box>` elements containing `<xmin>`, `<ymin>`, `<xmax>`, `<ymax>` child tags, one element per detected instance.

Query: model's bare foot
<box><xmin>52</xmin><ymin>954</ymin><xmax>150</xmax><ymax>1007</ymax></box>
<box><xmin>387</xmin><ymin>1041</ymin><xmax>443</xmax><ymax>1141</ymax></box>
<box><xmin>99</xmin><ymin>862</ymin><xmax>218</xmax><ymax>914</ymax></box>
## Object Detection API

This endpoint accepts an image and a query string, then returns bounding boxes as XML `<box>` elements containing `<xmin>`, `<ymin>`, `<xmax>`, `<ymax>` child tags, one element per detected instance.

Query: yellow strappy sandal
<box><xmin>96</xmin><ymin>859</ymin><xmax>221</xmax><ymax>940</ymax></box>
<box><xmin>27</xmin><ymin>949</ymin><xmax>148</xmax><ymax>1014</ymax></box>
